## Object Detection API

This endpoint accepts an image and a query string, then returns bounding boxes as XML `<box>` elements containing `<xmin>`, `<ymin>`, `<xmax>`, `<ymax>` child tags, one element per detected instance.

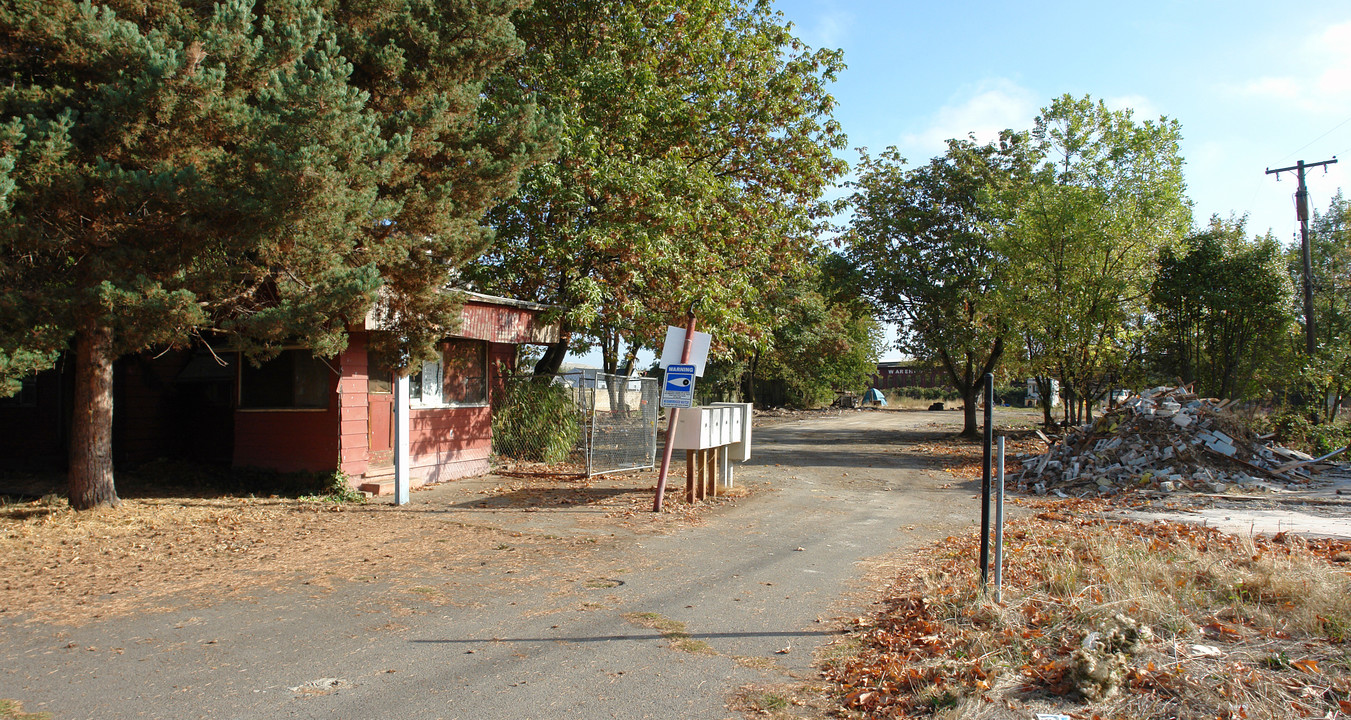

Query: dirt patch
<box><xmin>0</xmin><ymin>466</ymin><xmax>741</xmax><ymax>628</ymax></box>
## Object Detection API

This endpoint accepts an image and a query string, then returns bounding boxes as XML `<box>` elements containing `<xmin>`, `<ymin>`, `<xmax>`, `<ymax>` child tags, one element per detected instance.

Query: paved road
<box><xmin>2</xmin><ymin>411</ymin><xmax>987</xmax><ymax>719</ymax></box>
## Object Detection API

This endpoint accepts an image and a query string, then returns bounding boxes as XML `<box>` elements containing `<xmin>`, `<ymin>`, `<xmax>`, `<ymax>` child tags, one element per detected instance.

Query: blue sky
<box><xmin>570</xmin><ymin>0</ymin><xmax>1351</xmax><ymax>368</ymax></box>
<box><xmin>779</xmin><ymin>0</ymin><xmax>1351</xmax><ymax>238</ymax></box>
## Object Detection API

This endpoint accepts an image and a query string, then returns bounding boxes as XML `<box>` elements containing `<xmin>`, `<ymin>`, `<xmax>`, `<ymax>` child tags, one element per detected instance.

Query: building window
<box><xmin>239</xmin><ymin>350</ymin><xmax>332</xmax><ymax>410</ymax></box>
<box><xmin>368</xmin><ymin>358</ymin><xmax>394</xmax><ymax>395</ymax></box>
<box><xmin>409</xmin><ymin>339</ymin><xmax>488</xmax><ymax>407</ymax></box>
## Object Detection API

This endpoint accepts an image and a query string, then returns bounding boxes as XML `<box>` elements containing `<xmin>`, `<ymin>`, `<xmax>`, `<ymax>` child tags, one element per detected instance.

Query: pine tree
<box><xmin>0</xmin><ymin>0</ymin><xmax>549</xmax><ymax>508</ymax></box>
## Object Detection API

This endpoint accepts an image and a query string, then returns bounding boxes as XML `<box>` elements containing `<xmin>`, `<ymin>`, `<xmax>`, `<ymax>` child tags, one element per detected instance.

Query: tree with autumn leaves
<box><xmin>465</xmin><ymin>0</ymin><xmax>849</xmax><ymax>375</ymax></box>
<box><xmin>0</xmin><ymin>0</ymin><xmax>551</xmax><ymax>508</ymax></box>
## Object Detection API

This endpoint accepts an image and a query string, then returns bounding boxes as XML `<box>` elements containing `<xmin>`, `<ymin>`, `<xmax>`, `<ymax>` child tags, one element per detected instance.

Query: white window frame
<box><xmin>408</xmin><ymin>341</ymin><xmax>489</xmax><ymax>409</ymax></box>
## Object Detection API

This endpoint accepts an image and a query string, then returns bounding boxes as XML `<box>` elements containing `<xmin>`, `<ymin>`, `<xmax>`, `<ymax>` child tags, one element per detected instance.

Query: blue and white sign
<box><xmin>661</xmin><ymin>364</ymin><xmax>696</xmax><ymax>408</ymax></box>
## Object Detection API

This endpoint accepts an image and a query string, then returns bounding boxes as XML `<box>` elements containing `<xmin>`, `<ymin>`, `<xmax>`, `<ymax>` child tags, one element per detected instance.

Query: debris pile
<box><xmin>1019</xmin><ymin>386</ymin><xmax>1345</xmax><ymax>496</ymax></box>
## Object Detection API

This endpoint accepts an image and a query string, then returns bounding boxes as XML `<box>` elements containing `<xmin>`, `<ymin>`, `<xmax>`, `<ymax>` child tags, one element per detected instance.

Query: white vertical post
<box><xmin>395</xmin><ymin>373</ymin><xmax>411</xmax><ymax>506</ymax></box>
<box><xmin>719</xmin><ymin>446</ymin><xmax>731</xmax><ymax>488</ymax></box>
<box><xmin>994</xmin><ymin>436</ymin><xmax>1005</xmax><ymax>601</ymax></box>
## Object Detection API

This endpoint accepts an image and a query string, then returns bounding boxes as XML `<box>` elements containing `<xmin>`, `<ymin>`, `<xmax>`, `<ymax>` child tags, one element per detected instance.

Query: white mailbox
<box><xmin>672</xmin><ymin>404</ymin><xmax>752</xmax><ymax>457</ymax></box>
<box><xmin>672</xmin><ymin>406</ymin><xmax>718</xmax><ymax>450</ymax></box>
<box><xmin>711</xmin><ymin>402</ymin><xmax>752</xmax><ymax>461</ymax></box>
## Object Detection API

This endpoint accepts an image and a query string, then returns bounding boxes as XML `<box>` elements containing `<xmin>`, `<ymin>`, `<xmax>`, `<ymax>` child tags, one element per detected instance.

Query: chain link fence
<box><xmin>491</xmin><ymin>372</ymin><xmax>659</xmax><ymax>477</ymax></box>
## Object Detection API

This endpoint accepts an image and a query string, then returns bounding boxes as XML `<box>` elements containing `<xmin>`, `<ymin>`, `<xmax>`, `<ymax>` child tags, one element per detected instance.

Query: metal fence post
<box><xmin>980</xmin><ymin>372</ymin><xmax>993</xmax><ymax>589</ymax></box>
<box><xmin>586</xmin><ymin>379</ymin><xmax>596</xmax><ymax>478</ymax></box>
<box><xmin>995</xmin><ymin>435</ymin><xmax>1005</xmax><ymax>602</ymax></box>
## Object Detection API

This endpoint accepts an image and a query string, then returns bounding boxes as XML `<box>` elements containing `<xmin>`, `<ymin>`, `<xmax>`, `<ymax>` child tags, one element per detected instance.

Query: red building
<box><xmin>0</xmin><ymin>293</ymin><xmax>558</xmax><ymax>489</ymax></box>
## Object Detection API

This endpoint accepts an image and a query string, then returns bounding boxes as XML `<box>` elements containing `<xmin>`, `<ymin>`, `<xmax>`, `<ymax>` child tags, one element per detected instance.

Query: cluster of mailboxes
<box><xmin>670</xmin><ymin>402</ymin><xmax>752</xmax><ymax>461</ymax></box>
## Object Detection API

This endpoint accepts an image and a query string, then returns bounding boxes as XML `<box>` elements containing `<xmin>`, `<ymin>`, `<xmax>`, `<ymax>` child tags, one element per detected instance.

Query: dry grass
<box><xmin>0</xmin><ymin>468</ymin><xmax>737</xmax><ymax>627</ymax></box>
<box><xmin>822</xmin><ymin>502</ymin><xmax>1351</xmax><ymax>719</ymax></box>
<box><xmin>0</xmin><ymin>699</ymin><xmax>50</xmax><ymax>720</ymax></box>
<box><xmin>622</xmin><ymin>611</ymin><xmax>716</xmax><ymax>654</ymax></box>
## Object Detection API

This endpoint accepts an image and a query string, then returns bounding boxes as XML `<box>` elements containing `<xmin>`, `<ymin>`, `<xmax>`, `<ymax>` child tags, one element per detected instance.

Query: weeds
<box><xmin>622</xmin><ymin>612</ymin><xmax>715</xmax><ymax>655</ymax></box>
<box><xmin>0</xmin><ymin>700</ymin><xmax>50</xmax><ymax>720</ymax></box>
<box><xmin>299</xmin><ymin>472</ymin><xmax>365</xmax><ymax>505</ymax></box>
<box><xmin>825</xmin><ymin>503</ymin><xmax>1351</xmax><ymax>718</ymax></box>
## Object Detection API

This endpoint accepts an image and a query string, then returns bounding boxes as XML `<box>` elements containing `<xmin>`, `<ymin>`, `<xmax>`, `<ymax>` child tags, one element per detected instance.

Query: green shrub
<box><xmin>1266</xmin><ymin>412</ymin><xmax>1351</xmax><ymax>456</ymax></box>
<box><xmin>492</xmin><ymin>377</ymin><xmax>582</xmax><ymax>463</ymax></box>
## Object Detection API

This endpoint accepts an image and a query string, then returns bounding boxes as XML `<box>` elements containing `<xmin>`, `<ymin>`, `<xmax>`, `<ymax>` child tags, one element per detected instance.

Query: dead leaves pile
<box><xmin>911</xmin><ymin>434</ymin><xmax>1041</xmax><ymax>482</ymax></box>
<box><xmin>823</xmin><ymin>501</ymin><xmax>1351</xmax><ymax>718</ymax></box>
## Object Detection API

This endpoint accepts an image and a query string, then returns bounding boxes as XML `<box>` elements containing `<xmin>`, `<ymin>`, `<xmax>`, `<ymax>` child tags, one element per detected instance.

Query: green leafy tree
<box><xmin>0</xmin><ymin>0</ymin><xmax>548</xmax><ymax>508</ymax></box>
<box><xmin>465</xmin><ymin>0</ymin><xmax>848</xmax><ymax>375</ymax></box>
<box><xmin>1010</xmin><ymin>95</ymin><xmax>1191</xmax><ymax>423</ymax></box>
<box><xmin>1291</xmin><ymin>192</ymin><xmax>1351</xmax><ymax>421</ymax></box>
<box><xmin>1149</xmin><ymin>216</ymin><xmax>1293</xmax><ymax>399</ymax></box>
<box><xmin>846</xmin><ymin>135</ymin><xmax>1031</xmax><ymax>437</ymax></box>
<box><xmin>749</xmin><ymin>252</ymin><xmax>880</xmax><ymax>407</ymax></box>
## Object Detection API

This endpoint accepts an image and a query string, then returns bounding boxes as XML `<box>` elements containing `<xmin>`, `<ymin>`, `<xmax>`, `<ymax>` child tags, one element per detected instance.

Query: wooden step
<box><xmin>358</xmin><ymin>478</ymin><xmax>395</xmax><ymax>496</ymax></box>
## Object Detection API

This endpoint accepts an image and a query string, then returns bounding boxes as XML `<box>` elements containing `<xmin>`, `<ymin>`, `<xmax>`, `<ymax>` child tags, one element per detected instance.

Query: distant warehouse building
<box><xmin>870</xmin><ymin>361</ymin><xmax>946</xmax><ymax>390</ymax></box>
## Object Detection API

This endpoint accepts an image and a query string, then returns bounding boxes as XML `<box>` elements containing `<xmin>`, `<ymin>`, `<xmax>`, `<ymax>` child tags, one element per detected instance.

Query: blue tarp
<box><xmin>863</xmin><ymin>388</ymin><xmax>887</xmax><ymax>405</ymax></box>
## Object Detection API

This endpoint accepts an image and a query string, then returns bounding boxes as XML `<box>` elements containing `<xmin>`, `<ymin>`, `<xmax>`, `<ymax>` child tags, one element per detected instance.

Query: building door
<box><xmin>368</xmin><ymin>366</ymin><xmax>394</xmax><ymax>471</ymax></box>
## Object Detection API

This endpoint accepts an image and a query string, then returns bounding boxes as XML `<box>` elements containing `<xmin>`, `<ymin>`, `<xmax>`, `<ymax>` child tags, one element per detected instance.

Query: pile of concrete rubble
<box><xmin>1019</xmin><ymin>385</ymin><xmax>1346</xmax><ymax>496</ymax></box>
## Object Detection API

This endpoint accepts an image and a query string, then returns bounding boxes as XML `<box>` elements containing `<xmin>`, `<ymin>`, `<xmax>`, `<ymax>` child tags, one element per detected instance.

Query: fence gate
<box><xmin>492</xmin><ymin>372</ymin><xmax>659</xmax><ymax>477</ymax></box>
<box><xmin>580</xmin><ymin>373</ymin><xmax>659</xmax><ymax>477</ymax></box>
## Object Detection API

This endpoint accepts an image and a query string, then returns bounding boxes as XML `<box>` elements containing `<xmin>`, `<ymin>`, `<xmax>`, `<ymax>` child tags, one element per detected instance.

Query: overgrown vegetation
<box><xmin>491</xmin><ymin>377</ymin><xmax>582</xmax><ymax>464</ymax></box>
<box><xmin>1260</xmin><ymin>412</ymin><xmax>1351</xmax><ymax>456</ymax></box>
<box><xmin>824</xmin><ymin>504</ymin><xmax>1351</xmax><ymax>719</ymax></box>
<box><xmin>298</xmin><ymin>472</ymin><xmax>366</xmax><ymax>505</ymax></box>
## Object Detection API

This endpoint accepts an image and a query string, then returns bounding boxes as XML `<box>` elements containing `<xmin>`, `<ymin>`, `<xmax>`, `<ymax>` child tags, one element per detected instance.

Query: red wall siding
<box><xmin>337</xmin><ymin>335</ymin><xmax>370</xmax><ymax>480</ymax></box>
<box><xmin>487</xmin><ymin>342</ymin><xmax>515</xmax><ymax>401</ymax></box>
<box><xmin>233</xmin><ymin>371</ymin><xmax>340</xmax><ymax>474</ymax></box>
<box><xmin>408</xmin><ymin>405</ymin><xmax>492</xmax><ymax>483</ymax></box>
<box><xmin>458</xmin><ymin>301</ymin><xmax>555</xmax><ymax>344</ymax></box>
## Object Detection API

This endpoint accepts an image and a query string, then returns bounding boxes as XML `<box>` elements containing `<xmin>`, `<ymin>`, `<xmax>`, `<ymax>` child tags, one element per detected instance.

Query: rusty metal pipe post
<box><xmin>654</xmin><ymin>311</ymin><xmax>698</xmax><ymax>511</ymax></box>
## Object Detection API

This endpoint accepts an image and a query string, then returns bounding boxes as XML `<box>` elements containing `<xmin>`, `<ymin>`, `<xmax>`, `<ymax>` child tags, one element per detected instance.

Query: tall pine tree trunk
<box><xmin>69</xmin><ymin>320</ymin><xmax>119</xmax><ymax>510</ymax></box>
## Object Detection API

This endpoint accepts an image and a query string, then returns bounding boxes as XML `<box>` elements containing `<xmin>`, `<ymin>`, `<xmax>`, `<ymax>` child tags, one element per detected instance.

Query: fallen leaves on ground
<box><xmin>821</xmin><ymin>502</ymin><xmax>1351</xmax><ymax>718</ymax></box>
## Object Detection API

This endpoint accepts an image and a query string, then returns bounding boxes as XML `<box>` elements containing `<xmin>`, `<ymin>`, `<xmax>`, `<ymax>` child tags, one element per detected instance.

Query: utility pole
<box><xmin>1266</xmin><ymin>157</ymin><xmax>1338</xmax><ymax>354</ymax></box>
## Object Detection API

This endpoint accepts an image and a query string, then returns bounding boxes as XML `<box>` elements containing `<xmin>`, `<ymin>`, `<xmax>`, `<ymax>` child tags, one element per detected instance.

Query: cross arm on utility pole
<box><xmin>1266</xmin><ymin>157</ymin><xmax>1337</xmax><ymax>176</ymax></box>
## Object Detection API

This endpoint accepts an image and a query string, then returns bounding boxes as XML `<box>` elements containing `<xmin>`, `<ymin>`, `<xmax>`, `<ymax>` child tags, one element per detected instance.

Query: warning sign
<box><xmin>660</xmin><ymin>364</ymin><xmax>696</xmax><ymax>409</ymax></box>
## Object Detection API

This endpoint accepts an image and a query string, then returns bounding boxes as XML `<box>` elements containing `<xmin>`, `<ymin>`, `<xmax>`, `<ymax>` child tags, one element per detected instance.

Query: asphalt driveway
<box><xmin>1</xmin><ymin>410</ymin><xmax>991</xmax><ymax>720</ymax></box>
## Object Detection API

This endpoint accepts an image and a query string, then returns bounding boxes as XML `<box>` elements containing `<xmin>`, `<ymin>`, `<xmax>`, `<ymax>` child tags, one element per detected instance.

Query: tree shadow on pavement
<box><xmin>748</xmin><ymin>426</ymin><xmax>964</xmax><ymax>471</ymax></box>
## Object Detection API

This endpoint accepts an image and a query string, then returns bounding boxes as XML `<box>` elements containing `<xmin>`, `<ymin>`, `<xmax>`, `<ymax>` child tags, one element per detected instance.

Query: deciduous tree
<box><xmin>1293</xmin><ymin>192</ymin><xmax>1351</xmax><ymax>420</ymax></box>
<box><xmin>846</xmin><ymin>135</ymin><xmax>1030</xmax><ymax>437</ymax></box>
<box><xmin>1010</xmin><ymin>95</ymin><xmax>1190</xmax><ymax>423</ymax></box>
<box><xmin>1149</xmin><ymin>216</ymin><xmax>1293</xmax><ymax>399</ymax></box>
<box><xmin>466</xmin><ymin>0</ymin><xmax>847</xmax><ymax>373</ymax></box>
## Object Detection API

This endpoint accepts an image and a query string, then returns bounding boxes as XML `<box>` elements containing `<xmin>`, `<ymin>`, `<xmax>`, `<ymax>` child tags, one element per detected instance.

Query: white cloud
<box><xmin>807</xmin><ymin>11</ymin><xmax>851</xmax><ymax>48</ymax></box>
<box><xmin>1231</xmin><ymin>21</ymin><xmax>1351</xmax><ymax>114</ymax></box>
<box><xmin>787</xmin><ymin>3</ymin><xmax>852</xmax><ymax>50</ymax></box>
<box><xmin>899</xmin><ymin>79</ymin><xmax>1038</xmax><ymax>156</ymax></box>
<box><xmin>1105</xmin><ymin>94</ymin><xmax>1162</xmax><ymax>122</ymax></box>
<box><xmin>1314</xmin><ymin>23</ymin><xmax>1351</xmax><ymax>96</ymax></box>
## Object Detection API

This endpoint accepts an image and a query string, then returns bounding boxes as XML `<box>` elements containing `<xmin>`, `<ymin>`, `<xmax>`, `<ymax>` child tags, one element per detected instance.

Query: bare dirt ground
<box><xmin>0</xmin><ymin>465</ymin><xmax>732</xmax><ymax>627</ymax></box>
